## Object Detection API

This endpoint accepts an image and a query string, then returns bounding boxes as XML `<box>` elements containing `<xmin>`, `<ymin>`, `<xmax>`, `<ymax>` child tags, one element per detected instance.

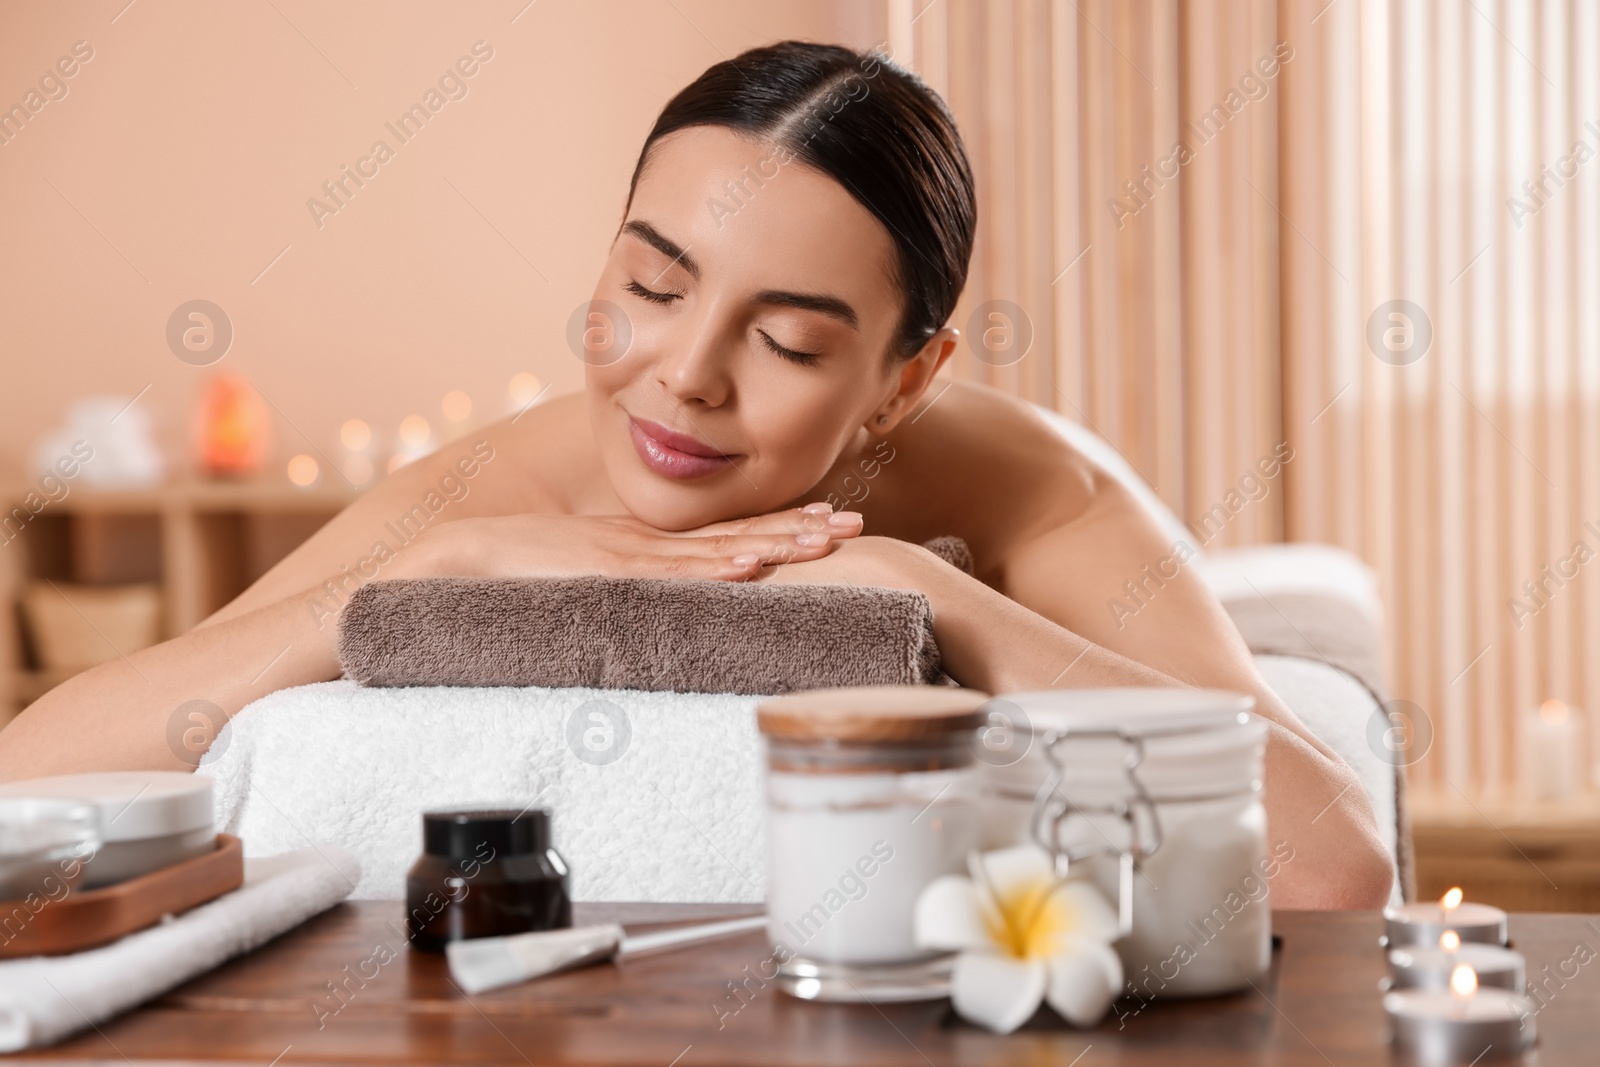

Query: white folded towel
<box><xmin>0</xmin><ymin>844</ymin><xmax>360</xmax><ymax>1051</ymax></box>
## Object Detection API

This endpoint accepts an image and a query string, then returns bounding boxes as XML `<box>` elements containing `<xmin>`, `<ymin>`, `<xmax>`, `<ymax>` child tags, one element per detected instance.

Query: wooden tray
<box><xmin>0</xmin><ymin>833</ymin><xmax>244</xmax><ymax>958</ymax></box>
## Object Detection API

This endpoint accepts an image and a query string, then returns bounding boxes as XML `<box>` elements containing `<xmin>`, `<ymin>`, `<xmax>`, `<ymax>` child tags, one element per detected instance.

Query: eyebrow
<box><xmin>622</xmin><ymin>218</ymin><xmax>861</xmax><ymax>331</ymax></box>
<box><xmin>622</xmin><ymin>220</ymin><xmax>699</xmax><ymax>280</ymax></box>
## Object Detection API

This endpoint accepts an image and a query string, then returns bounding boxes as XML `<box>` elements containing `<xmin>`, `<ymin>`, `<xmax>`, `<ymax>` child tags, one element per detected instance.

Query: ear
<box><xmin>870</xmin><ymin>327</ymin><xmax>960</xmax><ymax>433</ymax></box>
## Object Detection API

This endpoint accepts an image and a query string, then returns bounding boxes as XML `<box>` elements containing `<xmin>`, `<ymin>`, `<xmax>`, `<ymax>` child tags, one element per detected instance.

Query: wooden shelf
<box><xmin>1408</xmin><ymin>788</ymin><xmax>1600</xmax><ymax>912</ymax></box>
<box><xmin>1</xmin><ymin>478</ymin><xmax>357</xmax><ymax>720</ymax></box>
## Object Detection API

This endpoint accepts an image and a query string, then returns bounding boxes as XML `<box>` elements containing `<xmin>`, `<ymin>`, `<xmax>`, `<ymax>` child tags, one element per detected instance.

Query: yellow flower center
<box><xmin>985</xmin><ymin>878</ymin><xmax>1073</xmax><ymax>959</ymax></box>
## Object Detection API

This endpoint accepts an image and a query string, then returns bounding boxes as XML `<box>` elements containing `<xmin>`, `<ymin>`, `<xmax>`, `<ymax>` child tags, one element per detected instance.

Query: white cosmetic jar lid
<box><xmin>0</xmin><ymin>772</ymin><xmax>214</xmax><ymax>841</ymax></box>
<box><xmin>978</xmin><ymin>688</ymin><xmax>1266</xmax><ymax>802</ymax></box>
<box><xmin>0</xmin><ymin>772</ymin><xmax>214</xmax><ymax>888</ymax></box>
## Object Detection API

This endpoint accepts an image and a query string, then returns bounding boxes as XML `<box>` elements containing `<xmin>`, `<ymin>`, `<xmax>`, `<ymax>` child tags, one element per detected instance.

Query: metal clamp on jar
<box><xmin>980</xmin><ymin>688</ymin><xmax>1274</xmax><ymax>997</ymax></box>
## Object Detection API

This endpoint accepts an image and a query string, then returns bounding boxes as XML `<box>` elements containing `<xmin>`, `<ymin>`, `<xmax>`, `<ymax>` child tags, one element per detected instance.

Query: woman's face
<box><xmin>584</xmin><ymin>125</ymin><xmax>913</xmax><ymax>531</ymax></box>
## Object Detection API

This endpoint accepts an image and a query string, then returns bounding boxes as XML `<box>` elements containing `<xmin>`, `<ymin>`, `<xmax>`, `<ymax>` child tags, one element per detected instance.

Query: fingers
<box><xmin>617</xmin><ymin>527</ymin><xmax>838</xmax><ymax>582</ymax></box>
<box><xmin>619</xmin><ymin>550</ymin><xmax>769</xmax><ymax>582</ymax></box>
<box><xmin>680</xmin><ymin>502</ymin><xmax>865</xmax><ymax>541</ymax></box>
<box><xmin>616</xmin><ymin>503</ymin><xmax>863</xmax><ymax>582</ymax></box>
<box><xmin>660</xmin><ymin>531</ymin><xmax>837</xmax><ymax>564</ymax></box>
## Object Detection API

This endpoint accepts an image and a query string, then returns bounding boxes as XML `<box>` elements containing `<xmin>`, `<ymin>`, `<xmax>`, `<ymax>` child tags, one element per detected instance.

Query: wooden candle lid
<box><xmin>757</xmin><ymin>685</ymin><xmax>991</xmax><ymax>743</ymax></box>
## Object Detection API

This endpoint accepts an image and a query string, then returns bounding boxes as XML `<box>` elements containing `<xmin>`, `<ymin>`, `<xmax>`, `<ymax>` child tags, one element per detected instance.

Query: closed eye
<box><xmin>623</xmin><ymin>279</ymin><xmax>680</xmax><ymax>305</ymax></box>
<box><xmin>758</xmin><ymin>329</ymin><xmax>820</xmax><ymax>366</ymax></box>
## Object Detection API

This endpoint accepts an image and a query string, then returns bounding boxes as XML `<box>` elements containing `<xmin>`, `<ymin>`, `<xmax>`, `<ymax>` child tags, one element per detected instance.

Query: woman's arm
<box><xmin>0</xmin><ymin>580</ymin><xmax>347</xmax><ymax>779</ymax></box>
<box><xmin>0</xmin><ymin>498</ymin><xmax>860</xmax><ymax>781</ymax></box>
<box><xmin>759</xmin><ymin>486</ymin><xmax>1395</xmax><ymax>910</ymax></box>
<box><xmin>991</xmin><ymin>478</ymin><xmax>1394</xmax><ymax>909</ymax></box>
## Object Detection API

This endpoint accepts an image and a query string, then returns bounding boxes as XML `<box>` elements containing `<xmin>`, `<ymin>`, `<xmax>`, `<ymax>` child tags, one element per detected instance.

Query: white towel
<box><xmin>0</xmin><ymin>844</ymin><xmax>360</xmax><ymax>1051</ymax></box>
<box><xmin>203</xmin><ymin>661</ymin><xmax>1401</xmax><ymax>905</ymax></box>
<box><xmin>204</xmin><ymin>681</ymin><xmax>766</xmax><ymax>903</ymax></box>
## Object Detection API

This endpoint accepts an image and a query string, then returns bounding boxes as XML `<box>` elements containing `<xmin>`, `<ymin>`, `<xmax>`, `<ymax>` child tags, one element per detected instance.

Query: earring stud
<box><xmin>876</xmin><ymin>415</ymin><xmax>889</xmax><ymax>426</ymax></box>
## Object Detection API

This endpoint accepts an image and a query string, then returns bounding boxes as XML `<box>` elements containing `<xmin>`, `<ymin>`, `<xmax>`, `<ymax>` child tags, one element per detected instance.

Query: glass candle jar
<box><xmin>979</xmin><ymin>688</ymin><xmax>1272</xmax><ymax>998</ymax></box>
<box><xmin>405</xmin><ymin>808</ymin><xmax>570</xmax><ymax>953</ymax></box>
<box><xmin>758</xmin><ymin>685</ymin><xmax>989</xmax><ymax>1003</ymax></box>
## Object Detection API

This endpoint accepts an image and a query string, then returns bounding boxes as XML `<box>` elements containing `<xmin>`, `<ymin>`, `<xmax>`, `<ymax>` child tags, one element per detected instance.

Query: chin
<box><xmin>604</xmin><ymin>463</ymin><xmax>745</xmax><ymax>531</ymax></box>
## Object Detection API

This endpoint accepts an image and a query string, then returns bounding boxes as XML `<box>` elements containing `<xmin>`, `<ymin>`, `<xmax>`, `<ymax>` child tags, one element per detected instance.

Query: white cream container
<box><xmin>758</xmin><ymin>686</ymin><xmax>989</xmax><ymax>1003</ymax></box>
<box><xmin>0</xmin><ymin>772</ymin><xmax>215</xmax><ymax>889</ymax></box>
<box><xmin>979</xmin><ymin>688</ymin><xmax>1271</xmax><ymax>998</ymax></box>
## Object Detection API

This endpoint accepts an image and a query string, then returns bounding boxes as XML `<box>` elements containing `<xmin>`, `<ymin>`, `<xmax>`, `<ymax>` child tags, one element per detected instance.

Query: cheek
<box><xmin>583</xmin><ymin>357</ymin><xmax>630</xmax><ymax>399</ymax></box>
<box><xmin>741</xmin><ymin>383</ymin><xmax>858</xmax><ymax>483</ymax></box>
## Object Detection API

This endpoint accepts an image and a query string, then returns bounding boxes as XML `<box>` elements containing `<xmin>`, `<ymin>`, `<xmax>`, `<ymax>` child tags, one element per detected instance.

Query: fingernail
<box><xmin>795</xmin><ymin>532</ymin><xmax>829</xmax><ymax>547</ymax></box>
<box><xmin>732</xmin><ymin>554</ymin><xmax>760</xmax><ymax>567</ymax></box>
<box><xmin>801</xmin><ymin>502</ymin><xmax>833</xmax><ymax>515</ymax></box>
<box><xmin>827</xmin><ymin>511</ymin><xmax>863</xmax><ymax>527</ymax></box>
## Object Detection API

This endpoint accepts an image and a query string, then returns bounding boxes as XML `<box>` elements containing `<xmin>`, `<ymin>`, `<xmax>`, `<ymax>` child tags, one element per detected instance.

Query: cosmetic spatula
<box><xmin>446</xmin><ymin>914</ymin><xmax>766</xmax><ymax>994</ymax></box>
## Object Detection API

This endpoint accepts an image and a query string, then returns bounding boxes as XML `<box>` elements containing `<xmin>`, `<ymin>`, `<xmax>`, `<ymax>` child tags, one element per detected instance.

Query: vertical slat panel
<box><xmin>1051</xmin><ymin>0</ymin><xmax>1089</xmax><ymax>421</ymax></box>
<box><xmin>1276</xmin><ymin>0</ymin><xmax>1322</xmax><ymax>544</ymax></box>
<box><xmin>1435</xmin><ymin>0</ymin><xmax>1472</xmax><ymax>791</ymax></box>
<box><xmin>1399</xmin><ymin>0</ymin><xmax>1439</xmax><ymax>790</ymax></box>
<box><xmin>982</xmin><ymin>0</ymin><xmax>1021</xmax><ymax>398</ymax></box>
<box><xmin>1017</xmin><ymin>0</ymin><xmax>1058</xmax><ymax>407</ymax></box>
<box><xmin>1149</xmin><ymin>0</ymin><xmax>1185</xmax><ymax>512</ymax></box>
<box><xmin>1500</xmin><ymin>0</ymin><xmax>1536</xmax><ymax>797</ymax></box>
<box><xmin>1327</xmin><ymin>0</ymin><xmax>1366</xmax><ymax>562</ymax></box>
<box><xmin>1081</xmin><ymin>0</ymin><xmax>1125</xmax><ymax>456</ymax></box>
<box><xmin>1540</xmin><ymin>2</ymin><xmax>1575</xmax><ymax>727</ymax></box>
<box><xmin>1577</xmin><ymin>0</ymin><xmax>1600</xmax><ymax>783</ymax></box>
<box><xmin>1360</xmin><ymin>0</ymin><xmax>1395</xmax><ymax>694</ymax></box>
<box><xmin>1479</xmin><ymin>0</ymin><xmax>1509</xmax><ymax>795</ymax></box>
<box><xmin>1255</xmin><ymin>0</ymin><xmax>1285</xmax><ymax>544</ymax></box>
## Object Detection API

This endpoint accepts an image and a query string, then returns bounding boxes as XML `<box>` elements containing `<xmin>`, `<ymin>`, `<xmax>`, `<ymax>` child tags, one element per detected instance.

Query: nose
<box><xmin>653</xmin><ymin>302</ymin><xmax>733</xmax><ymax>409</ymax></box>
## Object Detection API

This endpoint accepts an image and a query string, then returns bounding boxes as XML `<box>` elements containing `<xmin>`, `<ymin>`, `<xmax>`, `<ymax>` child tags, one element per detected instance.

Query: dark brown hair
<box><xmin>624</xmin><ymin>40</ymin><xmax>976</xmax><ymax>358</ymax></box>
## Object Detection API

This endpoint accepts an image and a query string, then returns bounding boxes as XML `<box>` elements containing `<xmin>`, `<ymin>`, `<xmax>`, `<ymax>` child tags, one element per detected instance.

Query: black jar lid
<box><xmin>422</xmin><ymin>807</ymin><xmax>550</xmax><ymax>859</ymax></box>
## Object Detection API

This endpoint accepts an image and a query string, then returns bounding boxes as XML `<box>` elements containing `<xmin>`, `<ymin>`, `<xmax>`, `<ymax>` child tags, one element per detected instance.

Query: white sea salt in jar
<box><xmin>978</xmin><ymin>688</ymin><xmax>1273</xmax><ymax>999</ymax></box>
<box><xmin>758</xmin><ymin>685</ymin><xmax>989</xmax><ymax>1002</ymax></box>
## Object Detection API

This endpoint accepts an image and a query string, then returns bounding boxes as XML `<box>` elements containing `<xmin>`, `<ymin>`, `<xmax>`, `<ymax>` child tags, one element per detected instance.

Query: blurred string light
<box><xmin>389</xmin><ymin>414</ymin><xmax>435</xmax><ymax>474</ymax></box>
<box><xmin>340</xmin><ymin>418</ymin><xmax>372</xmax><ymax>452</ymax></box>
<box><xmin>287</xmin><ymin>454</ymin><xmax>320</xmax><ymax>488</ymax></box>
<box><xmin>398</xmin><ymin>415</ymin><xmax>432</xmax><ymax>449</ymax></box>
<box><xmin>442</xmin><ymin>390</ymin><xmax>472</xmax><ymax>423</ymax></box>
<box><xmin>509</xmin><ymin>373</ymin><xmax>543</xmax><ymax>411</ymax></box>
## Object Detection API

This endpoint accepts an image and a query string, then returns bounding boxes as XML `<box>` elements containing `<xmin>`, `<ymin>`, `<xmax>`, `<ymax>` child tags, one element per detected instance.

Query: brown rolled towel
<box><xmin>338</xmin><ymin>536</ymin><xmax>974</xmax><ymax>694</ymax></box>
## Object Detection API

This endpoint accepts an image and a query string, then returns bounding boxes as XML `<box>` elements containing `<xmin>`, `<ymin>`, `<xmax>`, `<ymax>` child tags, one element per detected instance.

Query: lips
<box><xmin>627</xmin><ymin>415</ymin><xmax>739</xmax><ymax>480</ymax></box>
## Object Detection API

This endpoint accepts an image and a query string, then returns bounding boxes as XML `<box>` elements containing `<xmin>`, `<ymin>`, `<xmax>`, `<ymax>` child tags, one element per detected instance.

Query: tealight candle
<box><xmin>1384</xmin><ymin>887</ymin><xmax>1507</xmax><ymax>947</ymax></box>
<box><xmin>1384</xmin><ymin>964</ymin><xmax>1536</xmax><ymax>1063</ymax></box>
<box><xmin>1389</xmin><ymin>930</ymin><xmax>1525</xmax><ymax>992</ymax></box>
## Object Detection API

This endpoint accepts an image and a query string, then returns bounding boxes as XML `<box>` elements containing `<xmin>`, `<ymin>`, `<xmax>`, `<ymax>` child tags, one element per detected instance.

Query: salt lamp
<box><xmin>196</xmin><ymin>375</ymin><xmax>270</xmax><ymax>478</ymax></box>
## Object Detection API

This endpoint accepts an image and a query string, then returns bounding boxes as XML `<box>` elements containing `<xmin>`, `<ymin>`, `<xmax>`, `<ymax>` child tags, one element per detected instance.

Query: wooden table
<box><xmin>22</xmin><ymin>904</ymin><xmax>1600</xmax><ymax>1065</ymax></box>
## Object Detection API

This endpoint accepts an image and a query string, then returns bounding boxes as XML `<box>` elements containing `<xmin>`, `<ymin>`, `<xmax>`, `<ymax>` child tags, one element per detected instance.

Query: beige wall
<box><xmin>0</xmin><ymin>0</ymin><xmax>882</xmax><ymax>483</ymax></box>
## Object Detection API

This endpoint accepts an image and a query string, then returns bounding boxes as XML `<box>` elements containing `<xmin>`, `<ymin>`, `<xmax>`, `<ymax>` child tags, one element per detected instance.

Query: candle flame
<box><xmin>1441</xmin><ymin>887</ymin><xmax>1464</xmax><ymax>911</ymax></box>
<box><xmin>1439</xmin><ymin>930</ymin><xmax>1461</xmax><ymax>952</ymax></box>
<box><xmin>1450</xmin><ymin>964</ymin><xmax>1478</xmax><ymax>998</ymax></box>
<box><xmin>1539</xmin><ymin>699</ymin><xmax>1570</xmax><ymax>725</ymax></box>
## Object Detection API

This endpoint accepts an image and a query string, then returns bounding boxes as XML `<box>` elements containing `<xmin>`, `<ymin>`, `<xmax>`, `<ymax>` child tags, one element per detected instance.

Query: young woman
<box><xmin>0</xmin><ymin>42</ymin><xmax>1392</xmax><ymax>908</ymax></box>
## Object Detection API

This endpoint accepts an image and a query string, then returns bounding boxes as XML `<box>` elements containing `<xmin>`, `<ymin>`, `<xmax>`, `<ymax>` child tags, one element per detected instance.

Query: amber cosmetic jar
<box><xmin>405</xmin><ymin>808</ymin><xmax>571</xmax><ymax>953</ymax></box>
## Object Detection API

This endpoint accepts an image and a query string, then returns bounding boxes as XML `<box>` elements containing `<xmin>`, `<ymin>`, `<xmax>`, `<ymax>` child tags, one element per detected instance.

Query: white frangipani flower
<box><xmin>913</xmin><ymin>844</ymin><xmax>1123</xmax><ymax>1034</ymax></box>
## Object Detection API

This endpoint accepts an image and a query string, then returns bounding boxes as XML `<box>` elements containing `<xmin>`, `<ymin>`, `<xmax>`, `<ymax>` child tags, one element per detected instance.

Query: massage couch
<box><xmin>201</xmin><ymin>407</ymin><xmax>1409</xmax><ymax>906</ymax></box>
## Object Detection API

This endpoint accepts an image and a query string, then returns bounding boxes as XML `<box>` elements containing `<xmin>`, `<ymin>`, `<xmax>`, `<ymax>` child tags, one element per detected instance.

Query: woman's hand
<box><xmin>404</xmin><ymin>503</ymin><xmax>866</xmax><ymax>582</ymax></box>
<box><xmin>749</xmin><ymin>534</ymin><xmax>934</xmax><ymax>590</ymax></box>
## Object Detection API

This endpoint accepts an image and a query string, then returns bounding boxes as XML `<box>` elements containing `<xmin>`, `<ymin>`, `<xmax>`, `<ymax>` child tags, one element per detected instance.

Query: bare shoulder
<box><xmin>882</xmin><ymin>380</ymin><xmax>1111</xmax><ymax>563</ymax></box>
<box><xmin>456</xmin><ymin>390</ymin><xmax>606</xmax><ymax>514</ymax></box>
